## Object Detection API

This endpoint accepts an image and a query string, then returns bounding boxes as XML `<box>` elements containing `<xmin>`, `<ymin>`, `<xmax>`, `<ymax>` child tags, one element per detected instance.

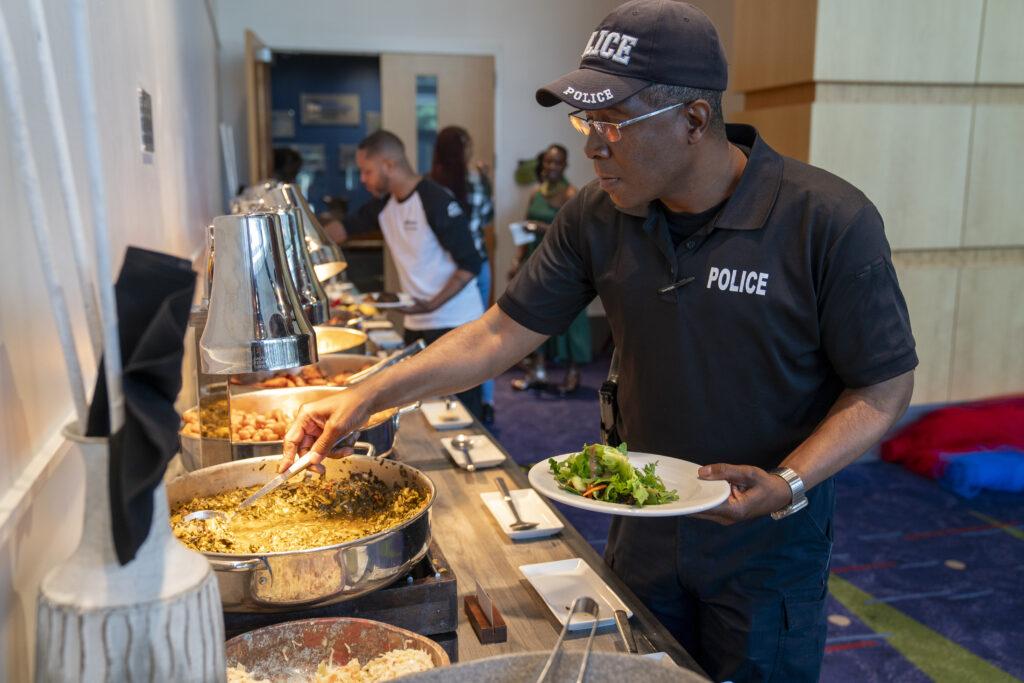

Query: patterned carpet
<box><xmin>489</xmin><ymin>357</ymin><xmax>1024</xmax><ymax>682</ymax></box>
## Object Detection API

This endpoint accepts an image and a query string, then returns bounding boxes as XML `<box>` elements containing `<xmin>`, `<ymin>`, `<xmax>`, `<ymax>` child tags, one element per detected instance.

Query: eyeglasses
<box><xmin>568</xmin><ymin>102</ymin><xmax>688</xmax><ymax>142</ymax></box>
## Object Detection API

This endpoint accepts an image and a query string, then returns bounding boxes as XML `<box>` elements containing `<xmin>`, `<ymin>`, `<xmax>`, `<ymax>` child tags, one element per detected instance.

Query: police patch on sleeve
<box><xmin>447</xmin><ymin>201</ymin><xmax>463</xmax><ymax>218</ymax></box>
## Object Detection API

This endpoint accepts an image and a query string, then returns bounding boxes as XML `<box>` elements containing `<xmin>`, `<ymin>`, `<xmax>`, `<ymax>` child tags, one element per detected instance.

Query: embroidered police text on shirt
<box><xmin>581</xmin><ymin>30</ymin><xmax>638</xmax><ymax>65</ymax></box>
<box><xmin>707</xmin><ymin>267</ymin><xmax>769</xmax><ymax>296</ymax></box>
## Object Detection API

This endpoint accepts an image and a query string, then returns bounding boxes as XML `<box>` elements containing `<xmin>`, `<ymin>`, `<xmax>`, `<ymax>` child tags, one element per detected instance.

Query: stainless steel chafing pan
<box><xmin>166</xmin><ymin>455</ymin><xmax>434</xmax><ymax>612</ymax></box>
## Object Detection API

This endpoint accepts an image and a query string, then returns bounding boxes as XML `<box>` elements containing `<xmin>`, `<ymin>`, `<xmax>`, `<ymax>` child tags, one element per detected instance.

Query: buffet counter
<box><xmin>393</xmin><ymin>410</ymin><xmax>706</xmax><ymax>676</ymax></box>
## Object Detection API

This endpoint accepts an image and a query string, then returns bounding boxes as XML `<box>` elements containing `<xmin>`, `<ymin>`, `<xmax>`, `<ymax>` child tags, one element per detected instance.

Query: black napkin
<box><xmin>86</xmin><ymin>246</ymin><xmax>196</xmax><ymax>564</ymax></box>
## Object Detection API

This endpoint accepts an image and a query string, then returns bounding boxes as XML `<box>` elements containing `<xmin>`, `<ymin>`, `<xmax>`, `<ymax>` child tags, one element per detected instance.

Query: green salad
<box><xmin>548</xmin><ymin>443</ymin><xmax>679</xmax><ymax>506</ymax></box>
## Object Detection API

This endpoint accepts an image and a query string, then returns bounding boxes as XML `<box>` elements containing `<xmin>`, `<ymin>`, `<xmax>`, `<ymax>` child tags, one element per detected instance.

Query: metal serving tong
<box><xmin>535</xmin><ymin>596</ymin><xmax>600</xmax><ymax>683</ymax></box>
<box><xmin>346</xmin><ymin>339</ymin><xmax>425</xmax><ymax>386</ymax></box>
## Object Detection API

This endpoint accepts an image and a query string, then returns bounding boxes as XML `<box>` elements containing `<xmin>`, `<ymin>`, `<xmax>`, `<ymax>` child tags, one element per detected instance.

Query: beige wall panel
<box><xmin>809</xmin><ymin>102</ymin><xmax>971</xmax><ymax>250</ymax></box>
<box><xmin>890</xmin><ymin>259</ymin><xmax>957</xmax><ymax>404</ymax></box>
<box><xmin>730</xmin><ymin>104</ymin><xmax>811</xmax><ymax>162</ymax></box>
<box><xmin>977</xmin><ymin>0</ymin><xmax>1024</xmax><ymax>84</ymax></box>
<box><xmin>732</xmin><ymin>0</ymin><xmax>817</xmax><ymax>92</ymax></box>
<box><xmin>815</xmin><ymin>82</ymin><xmax>1023</xmax><ymax>105</ymax></box>
<box><xmin>381</xmin><ymin>53</ymin><xmax>495</xmax><ymax>171</ymax></box>
<box><xmin>963</xmin><ymin>104</ymin><xmax>1024</xmax><ymax>247</ymax></box>
<box><xmin>949</xmin><ymin>265</ymin><xmax>1024</xmax><ymax>400</ymax></box>
<box><xmin>814</xmin><ymin>0</ymin><xmax>983</xmax><ymax>84</ymax></box>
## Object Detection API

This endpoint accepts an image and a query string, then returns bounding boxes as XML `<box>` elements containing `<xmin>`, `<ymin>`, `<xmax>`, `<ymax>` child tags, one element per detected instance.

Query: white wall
<box><xmin>0</xmin><ymin>0</ymin><xmax>221</xmax><ymax>678</ymax></box>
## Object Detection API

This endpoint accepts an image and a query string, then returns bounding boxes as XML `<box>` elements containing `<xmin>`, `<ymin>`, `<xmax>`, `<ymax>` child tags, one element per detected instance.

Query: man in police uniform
<box><xmin>281</xmin><ymin>2</ymin><xmax>917</xmax><ymax>680</ymax></box>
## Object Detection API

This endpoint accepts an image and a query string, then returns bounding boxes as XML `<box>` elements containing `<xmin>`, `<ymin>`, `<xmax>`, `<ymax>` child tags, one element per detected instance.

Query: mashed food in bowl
<box><xmin>170</xmin><ymin>470</ymin><xmax>428</xmax><ymax>554</ymax></box>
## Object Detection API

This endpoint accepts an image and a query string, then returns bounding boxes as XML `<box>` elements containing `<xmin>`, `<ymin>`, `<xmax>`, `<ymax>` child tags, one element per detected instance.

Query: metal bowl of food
<box><xmin>179</xmin><ymin>386</ymin><xmax>417</xmax><ymax>471</ymax></box>
<box><xmin>167</xmin><ymin>456</ymin><xmax>435</xmax><ymax>612</ymax></box>
<box><xmin>229</xmin><ymin>354</ymin><xmax>377</xmax><ymax>392</ymax></box>
<box><xmin>225</xmin><ymin>617</ymin><xmax>449</xmax><ymax>681</ymax></box>
<box><xmin>314</xmin><ymin>325</ymin><xmax>368</xmax><ymax>355</ymax></box>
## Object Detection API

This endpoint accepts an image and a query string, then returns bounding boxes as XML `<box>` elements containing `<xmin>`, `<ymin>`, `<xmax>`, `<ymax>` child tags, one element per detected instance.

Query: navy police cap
<box><xmin>536</xmin><ymin>0</ymin><xmax>728</xmax><ymax>109</ymax></box>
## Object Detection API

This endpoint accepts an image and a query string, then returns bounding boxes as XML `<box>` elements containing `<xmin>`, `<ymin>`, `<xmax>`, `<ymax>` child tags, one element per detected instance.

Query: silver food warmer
<box><xmin>166</xmin><ymin>455</ymin><xmax>435</xmax><ymax>612</ymax></box>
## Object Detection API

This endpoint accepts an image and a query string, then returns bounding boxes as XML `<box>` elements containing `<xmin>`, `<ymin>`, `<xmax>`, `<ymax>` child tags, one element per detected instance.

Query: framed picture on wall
<box><xmin>271</xmin><ymin>109</ymin><xmax>296</xmax><ymax>138</ymax></box>
<box><xmin>300</xmin><ymin>93</ymin><xmax>361</xmax><ymax>126</ymax></box>
<box><xmin>287</xmin><ymin>143</ymin><xmax>326</xmax><ymax>173</ymax></box>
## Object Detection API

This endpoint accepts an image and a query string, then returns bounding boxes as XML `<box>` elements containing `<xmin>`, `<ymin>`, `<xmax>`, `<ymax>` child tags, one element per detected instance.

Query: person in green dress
<box><xmin>509</xmin><ymin>144</ymin><xmax>592</xmax><ymax>395</ymax></box>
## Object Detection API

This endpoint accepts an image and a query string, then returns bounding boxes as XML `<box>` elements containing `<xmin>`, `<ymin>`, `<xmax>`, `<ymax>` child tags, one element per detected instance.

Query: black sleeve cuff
<box><xmin>497</xmin><ymin>292</ymin><xmax>563</xmax><ymax>337</ymax></box>
<box><xmin>842</xmin><ymin>348</ymin><xmax>919</xmax><ymax>389</ymax></box>
<box><xmin>454</xmin><ymin>251</ymin><xmax>482</xmax><ymax>276</ymax></box>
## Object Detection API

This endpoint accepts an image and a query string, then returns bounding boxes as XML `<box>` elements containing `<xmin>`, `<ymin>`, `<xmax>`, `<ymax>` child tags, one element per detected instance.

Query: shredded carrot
<box><xmin>582</xmin><ymin>484</ymin><xmax>608</xmax><ymax>498</ymax></box>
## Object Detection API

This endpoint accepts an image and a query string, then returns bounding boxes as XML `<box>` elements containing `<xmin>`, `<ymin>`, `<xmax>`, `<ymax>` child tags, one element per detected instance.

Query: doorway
<box><xmin>246</xmin><ymin>36</ymin><xmax>496</xmax><ymax>294</ymax></box>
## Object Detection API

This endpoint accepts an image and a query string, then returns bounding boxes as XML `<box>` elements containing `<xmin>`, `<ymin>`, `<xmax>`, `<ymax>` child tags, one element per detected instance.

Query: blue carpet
<box><xmin>822</xmin><ymin>460</ymin><xmax>1023</xmax><ymax>681</ymax></box>
<box><xmin>489</xmin><ymin>357</ymin><xmax>614</xmax><ymax>555</ymax></box>
<box><xmin>490</xmin><ymin>357</ymin><xmax>1024</xmax><ymax>681</ymax></box>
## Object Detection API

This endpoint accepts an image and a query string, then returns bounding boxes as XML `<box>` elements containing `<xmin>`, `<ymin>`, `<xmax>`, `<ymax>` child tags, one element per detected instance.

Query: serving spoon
<box><xmin>452</xmin><ymin>433</ymin><xmax>477</xmax><ymax>472</ymax></box>
<box><xmin>181</xmin><ymin>450</ymin><xmax>320</xmax><ymax>523</ymax></box>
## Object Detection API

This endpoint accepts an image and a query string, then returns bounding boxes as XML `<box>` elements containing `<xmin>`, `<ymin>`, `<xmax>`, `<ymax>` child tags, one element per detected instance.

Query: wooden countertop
<box><xmin>393</xmin><ymin>411</ymin><xmax>706</xmax><ymax>676</ymax></box>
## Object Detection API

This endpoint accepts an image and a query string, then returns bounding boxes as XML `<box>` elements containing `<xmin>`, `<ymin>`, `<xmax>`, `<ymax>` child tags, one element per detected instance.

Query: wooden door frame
<box><xmin>245</xmin><ymin>30</ymin><xmax>273</xmax><ymax>185</ymax></box>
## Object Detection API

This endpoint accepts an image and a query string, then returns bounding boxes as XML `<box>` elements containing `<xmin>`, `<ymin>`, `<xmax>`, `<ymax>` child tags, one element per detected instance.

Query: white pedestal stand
<box><xmin>34</xmin><ymin>425</ymin><xmax>225</xmax><ymax>682</ymax></box>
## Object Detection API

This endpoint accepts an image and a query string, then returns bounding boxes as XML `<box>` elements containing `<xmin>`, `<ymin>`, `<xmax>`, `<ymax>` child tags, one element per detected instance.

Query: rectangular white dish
<box><xmin>421</xmin><ymin>398</ymin><xmax>474</xmax><ymax>430</ymax></box>
<box><xmin>480</xmin><ymin>487</ymin><xmax>563</xmax><ymax>539</ymax></box>
<box><xmin>441</xmin><ymin>435</ymin><xmax>506</xmax><ymax>469</ymax></box>
<box><xmin>519</xmin><ymin>558</ymin><xmax>632</xmax><ymax>631</ymax></box>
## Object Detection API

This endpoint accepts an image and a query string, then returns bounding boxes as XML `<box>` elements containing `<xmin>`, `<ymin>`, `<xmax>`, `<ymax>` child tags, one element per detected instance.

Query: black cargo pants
<box><xmin>605</xmin><ymin>478</ymin><xmax>834</xmax><ymax>683</ymax></box>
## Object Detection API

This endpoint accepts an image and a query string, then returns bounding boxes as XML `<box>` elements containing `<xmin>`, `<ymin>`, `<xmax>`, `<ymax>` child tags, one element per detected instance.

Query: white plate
<box><xmin>421</xmin><ymin>399</ymin><xmax>474</xmax><ymax>430</ymax></box>
<box><xmin>361</xmin><ymin>319</ymin><xmax>395</xmax><ymax>330</ymax></box>
<box><xmin>441</xmin><ymin>435</ymin><xmax>506</xmax><ymax>470</ymax></box>
<box><xmin>366</xmin><ymin>328</ymin><xmax>405</xmax><ymax>350</ymax></box>
<box><xmin>528</xmin><ymin>451</ymin><xmax>729</xmax><ymax>517</ymax></box>
<box><xmin>362</xmin><ymin>292</ymin><xmax>414</xmax><ymax>309</ymax></box>
<box><xmin>323</xmin><ymin>281</ymin><xmax>356</xmax><ymax>299</ymax></box>
<box><xmin>480</xmin><ymin>488</ymin><xmax>564</xmax><ymax>539</ymax></box>
<box><xmin>508</xmin><ymin>221</ymin><xmax>538</xmax><ymax>247</ymax></box>
<box><xmin>519</xmin><ymin>558</ymin><xmax>631</xmax><ymax>631</ymax></box>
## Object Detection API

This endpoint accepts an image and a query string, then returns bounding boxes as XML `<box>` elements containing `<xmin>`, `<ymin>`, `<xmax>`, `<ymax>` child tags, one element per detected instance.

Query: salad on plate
<box><xmin>548</xmin><ymin>443</ymin><xmax>679</xmax><ymax>507</ymax></box>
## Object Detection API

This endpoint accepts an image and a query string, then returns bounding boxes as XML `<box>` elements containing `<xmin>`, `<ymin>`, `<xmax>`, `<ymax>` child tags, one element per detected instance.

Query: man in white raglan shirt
<box><xmin>345</xmin><ymin>130</ymin><xmax>486</xmax><ymax>416</ymax></box>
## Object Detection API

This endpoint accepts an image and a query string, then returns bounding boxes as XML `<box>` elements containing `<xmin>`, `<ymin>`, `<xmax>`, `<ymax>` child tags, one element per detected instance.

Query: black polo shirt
<box><xmin>498</xmin><ymin>124</ymin><xmax>917</xmax><ymax>469</ymax></box>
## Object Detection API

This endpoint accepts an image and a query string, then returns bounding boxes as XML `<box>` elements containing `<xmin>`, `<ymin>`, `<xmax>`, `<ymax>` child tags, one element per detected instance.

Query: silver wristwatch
<box><xmin>769</xmin><ymin>467</ymin><xmax>808</xmax><ymax>520</ymax></box>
